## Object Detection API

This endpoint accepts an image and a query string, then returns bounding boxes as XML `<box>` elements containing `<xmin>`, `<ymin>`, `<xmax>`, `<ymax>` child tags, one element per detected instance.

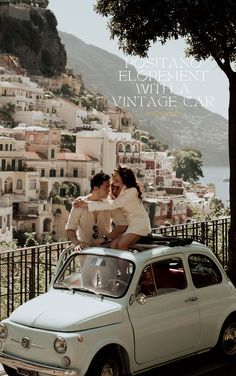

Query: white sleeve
<box><xmin>87</xmin><ymin>188</ymin><xmax>137</xmax><ymax>212</ymax></box>
<box><xmin>65</xmin><ymin>207</ymin><xmax>82</xmax><ymax>230</ymax></box>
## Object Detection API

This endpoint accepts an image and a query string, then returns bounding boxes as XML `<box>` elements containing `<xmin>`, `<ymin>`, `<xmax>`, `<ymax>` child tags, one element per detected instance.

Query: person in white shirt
<box><xmin>65</xmin><ymin>171</ymin><xmax>128</xmax><ymax>249</ymax></box>
<box><xmin>73</xmin><ymin>165</ymin><xmax>151</xmax><ymax>250</ymax></box>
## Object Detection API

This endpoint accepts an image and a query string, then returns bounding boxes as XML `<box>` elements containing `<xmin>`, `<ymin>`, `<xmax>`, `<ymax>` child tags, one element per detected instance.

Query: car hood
<box><xmin>9</xmin><ymin>290</ymin><xmax>123</xmax><ymax>331</ymax></box>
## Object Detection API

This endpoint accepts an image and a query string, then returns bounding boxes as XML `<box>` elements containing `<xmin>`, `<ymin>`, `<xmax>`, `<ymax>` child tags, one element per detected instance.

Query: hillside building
<box><xmin>0</xmin><ymin>125</ymin><xmax>100</xmax><ymax>243</ymax></box>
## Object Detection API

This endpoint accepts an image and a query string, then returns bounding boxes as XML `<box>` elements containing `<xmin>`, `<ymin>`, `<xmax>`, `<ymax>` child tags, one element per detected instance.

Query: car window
<box><xmin>137</xmin><ymin>257</ymin><xmax>187</xmax><ymax>297</ymax></box>
<box><xmin>153</xmin><ymin>257</ymin><xmax>187</xmax><ymax>295</ymax></box>
<box><xmin>136</xmin><ymin>265</ymin><xmax>157</xmax><ymax>297</ymax></box>
<box><xmin>54</xmin><ymin>253</ymin><xmax>134</xmax><ymax>298</ymax></box>
<box><xmin>188</xmin><ymin>254</ymin><xmax>222</xmax><ymax>288</ymax></box>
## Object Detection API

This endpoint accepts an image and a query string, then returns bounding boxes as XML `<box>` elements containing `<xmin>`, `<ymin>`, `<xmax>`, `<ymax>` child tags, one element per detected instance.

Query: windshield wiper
<box><xmin>78</xmin><ymin>286</ymin><xmax>103</xmax><ymax>297</ymax></box>
<box><xmin>55</xmin><ymin>281</ymin><xmax>75</xmax><ymax>293</ymax></box>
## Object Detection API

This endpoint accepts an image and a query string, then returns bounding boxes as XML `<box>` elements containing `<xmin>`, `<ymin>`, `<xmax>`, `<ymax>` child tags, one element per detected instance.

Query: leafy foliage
<box><xmin>13</xmin><ymin>230</ymin><xmax>39</xmax><ymax>247</ymax></box>
<box><xmin>44</xmin><ymin>9</ymin><xmax>57</xmax><ymax>30</ymax></box>
<box><xmin>24</xmin><ymin>233</ymin><xmax>39</xmax><ymax>247</ymax></box>
<box><xmin>61</xmin><ymin>133</ymin><xmax>76</xmax><ymax>152</ymax></box>
<box><xmin>173</xmin><ymin>149</ymin><xmax>204</xmax><ymax>182</ymax></box>
<box><xmin>95</xmin><ymin>0</ymin><xmax>236</xmax><ymax>70</ymax></box>
<box><xmin>0</xmin><ymin>103</ymin><xmax>15</xmax><ymax>122</ymax></box>
<box><xmin>133</xmin><ymin>128</ymin><xmax>168</xmax><ymax>151</ymax></box>
<box><xmin>30</xmin><ymin>12</ymin><xmax>45</xmax><ymax>30</ymax></box>
<box><xmin>60</xmin><ymin>84</ymin><xmax>73</xmax><ymax>97</ymax></box>
<box><xmin>0</xmin><ymin>240</ymin><xmax>17</xmax><ymax>251</ymax></box>
<box><xmin>41</xmin><ymin>49</ymin><xmax>53</xmax><ymax>75</ymax></box>
<box><xmin>0</xmin><ymin>15</ymin><xmax>42</xmax><ymax>53</ymax></box>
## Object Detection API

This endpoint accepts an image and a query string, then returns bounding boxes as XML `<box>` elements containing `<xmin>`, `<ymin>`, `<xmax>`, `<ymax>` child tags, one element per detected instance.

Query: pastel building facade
<box><xmin>76</xmin><ymin>129</ymin><xmax>144</xmax><ymax>175</ymax></box>
<box><xmin>0</xmin><ymin>125</ymin><xmax>100</xmax><ymax>243</ymax></box>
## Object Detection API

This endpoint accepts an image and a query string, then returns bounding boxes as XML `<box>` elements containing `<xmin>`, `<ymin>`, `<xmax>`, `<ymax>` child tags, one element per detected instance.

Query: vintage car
<box><xmin>1</xmin><ymin>236</ymin><xmax>236</xmax><ymax>376</ymax></box>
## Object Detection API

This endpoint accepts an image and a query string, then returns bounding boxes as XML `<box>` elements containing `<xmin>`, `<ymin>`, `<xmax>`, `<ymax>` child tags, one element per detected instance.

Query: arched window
<box><xmin>125</xmin><ymin>144</ymin><xmax>131</xmax><ymax>152</ymax></box>
<box><xmin>43</xmin><ymin>218</ymin><xmax>51</xmax><ymax>232</ymax></box>
<box><xmin>118</xmin><ymin>143</ymin><xmax>124</xmax><ymax>152</ymax></box>
<box><xmin>54</xmin><ymin>208</ymin><xmax>62</xmax><ymax>217</ymax></box>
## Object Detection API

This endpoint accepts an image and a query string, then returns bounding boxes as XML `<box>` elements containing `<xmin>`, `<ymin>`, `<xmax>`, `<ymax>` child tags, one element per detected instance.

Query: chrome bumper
<box><xmin>0</xmin><ymin>353</ymin><xmax>79</xmax><ymax>376</ymax></box>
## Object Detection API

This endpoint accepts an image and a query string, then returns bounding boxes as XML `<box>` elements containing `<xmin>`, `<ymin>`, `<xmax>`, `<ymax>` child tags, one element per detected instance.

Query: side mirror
<box><xmin>136</xmin><ymin>293</ymin><xmax>147</xmax><ymax>305</ymax></box>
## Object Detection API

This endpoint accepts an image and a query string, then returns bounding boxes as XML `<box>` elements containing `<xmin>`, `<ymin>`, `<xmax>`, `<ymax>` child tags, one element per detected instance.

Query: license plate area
<box><xmin>17</xmin><ymin>368</ymin><xmax>38</xmax><ymax>376</ymax></box>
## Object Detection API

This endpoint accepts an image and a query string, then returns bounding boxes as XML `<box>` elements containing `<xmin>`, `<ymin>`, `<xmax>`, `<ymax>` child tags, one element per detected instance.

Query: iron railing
<box><xmin>0</xmin><ymin>241</ymin><xmax>70</xmax><ymax>320</ymax></box>
<box><xmin>0</xmin><ymin>217</ymin><xmax>231</xmax><ymax>320</ymax></box>
<box><xmin>154</xmin><ymin>216</ymin><xmax>230</xmax><ymax>268</ymax></box>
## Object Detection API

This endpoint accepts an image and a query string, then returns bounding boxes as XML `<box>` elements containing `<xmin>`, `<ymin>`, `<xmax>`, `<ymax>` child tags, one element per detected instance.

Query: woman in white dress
<box><xmin>74</xmin><ymin>165</ymin><xmax>151</xmax><ymax>250</ymax></box>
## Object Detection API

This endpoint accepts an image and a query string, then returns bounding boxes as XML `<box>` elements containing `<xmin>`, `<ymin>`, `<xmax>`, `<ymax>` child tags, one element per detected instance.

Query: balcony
<box><xmin>13</xmin><ymin>211</ymin><xmax>39</xmax><ymax>220</ymax></box>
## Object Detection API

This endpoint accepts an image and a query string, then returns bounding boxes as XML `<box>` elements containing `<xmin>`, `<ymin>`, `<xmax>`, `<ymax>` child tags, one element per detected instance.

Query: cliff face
<box><xmin>0</xmin><ymin>7</ymin><xmax>66</xmax><ymax>76</ymax></box>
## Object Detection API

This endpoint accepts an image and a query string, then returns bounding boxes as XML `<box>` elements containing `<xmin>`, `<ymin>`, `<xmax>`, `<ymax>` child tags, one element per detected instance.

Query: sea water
<box><xmin>200</xmin><ymin>166</ymin><xmax>229</xmax><ymax>206</ymax></box>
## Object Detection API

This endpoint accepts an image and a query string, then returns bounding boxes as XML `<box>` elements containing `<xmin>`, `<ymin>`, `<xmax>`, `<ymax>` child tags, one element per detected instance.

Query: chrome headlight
<box><xmin>54</xmin><ymin>337</ymin><xmax>67</xmax><ymax>354</ymax></box>
<box><xmin>0</xmin><ymin>323</ymin><xmax>8</xmax><ymax>339</ymax></box>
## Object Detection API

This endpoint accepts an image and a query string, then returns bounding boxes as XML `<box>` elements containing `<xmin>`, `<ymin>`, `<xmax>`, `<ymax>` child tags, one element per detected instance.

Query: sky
<box><xmin>48</xmin><ymin>0</ymin><xmax>228</xmax><ymax>119</ymax></box>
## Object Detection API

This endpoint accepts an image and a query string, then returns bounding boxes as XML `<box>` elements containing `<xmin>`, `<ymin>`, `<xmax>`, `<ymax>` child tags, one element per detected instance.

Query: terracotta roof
<box><xmin>56</xmin><ymin>153</ymin><xmax>98</xmax><ymax>161</ymax></box>
<box><xmin>24</xmin><ymin>151</ymin><xmax>98</xmax><ymax>162</ymax></box>
<box><xmin>25</xmin><ymin>152</ymin><xmax>46</xmax><ymax>160</ymax></box>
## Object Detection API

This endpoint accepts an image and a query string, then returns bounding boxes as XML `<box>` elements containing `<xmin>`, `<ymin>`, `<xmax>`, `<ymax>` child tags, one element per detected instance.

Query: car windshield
<box><xmin>54</xmin><ymin>252</ymin><xmax>135</xmax><ymax>298</ymax></box>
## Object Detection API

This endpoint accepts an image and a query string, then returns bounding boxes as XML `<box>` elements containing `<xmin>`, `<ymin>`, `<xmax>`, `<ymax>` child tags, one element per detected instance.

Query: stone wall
<box><xmin>0</xmin><ymin>4</ymin><xmax>30</xmax><ymax>20</ymax></box>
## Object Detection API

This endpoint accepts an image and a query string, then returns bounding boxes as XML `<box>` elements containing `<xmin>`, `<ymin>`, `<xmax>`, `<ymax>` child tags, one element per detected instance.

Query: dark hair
<box><xmin>114</xmin><ymin>165</ymin><xmax>142</xmax><ymax>200</ymax></box>
<box><xmin>90</xmin><ymin>171</ymin><xmax>110</xmax><ymax>191</ymax></box>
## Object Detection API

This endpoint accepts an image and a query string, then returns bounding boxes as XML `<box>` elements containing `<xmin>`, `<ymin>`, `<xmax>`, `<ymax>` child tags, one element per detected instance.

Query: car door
<box><xmin>128</xmin><ymin>255</ymin><xmax>201</xmax><ymax>364</ymax></box>
<box><xmin>188</xmin><ymin>253</ymin><xmax>230</xmax><ymax>348</ymax></box>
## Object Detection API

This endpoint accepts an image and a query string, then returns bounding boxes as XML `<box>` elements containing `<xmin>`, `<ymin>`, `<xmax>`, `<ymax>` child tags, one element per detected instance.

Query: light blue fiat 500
<box><xmin>1</xmin><ymin>237</ymin><xmax>236</xmax><ymax>376</ymax></box>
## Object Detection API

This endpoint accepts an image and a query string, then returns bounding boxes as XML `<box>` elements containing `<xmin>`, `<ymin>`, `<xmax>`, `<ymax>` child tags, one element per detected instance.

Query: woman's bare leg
<box><xmin>116</xmin><ymin>234</ymin><xmax>141</xmax><ymax>280</ymax></box>
<box><xmin>117</xmin><ymin>234</ymin><xmax>141</xmax><ymax>250</ymax></box>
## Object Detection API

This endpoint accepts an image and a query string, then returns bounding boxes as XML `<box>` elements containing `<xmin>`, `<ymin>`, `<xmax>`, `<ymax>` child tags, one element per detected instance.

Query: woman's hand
<box><xmin>91</xmin><ymin>237</ymin><xmax>111</xmax><ymax>246</ymax></box>
<box><xmin>73</xmin><ymin>198</ymin><xmax>88</xmax><ymax>208</ymax></box>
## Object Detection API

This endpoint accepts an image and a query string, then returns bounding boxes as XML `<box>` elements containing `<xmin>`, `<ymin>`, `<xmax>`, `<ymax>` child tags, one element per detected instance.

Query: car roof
<box><xmin>80</xmin><ymin>240</ymin><xmax>211</xmax><ymax>264</ymax></box>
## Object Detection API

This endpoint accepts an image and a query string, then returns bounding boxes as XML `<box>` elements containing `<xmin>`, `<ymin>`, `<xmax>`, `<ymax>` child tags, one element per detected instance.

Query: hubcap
<box><xmin>100</xmin><ymin>362</ymin><xmax>117</xmax><ymax>376</ymax></box>
<box><xmin>223</xmin><ymin>325</ymin><xmax>236</xmax><ymax>355</ymax></box>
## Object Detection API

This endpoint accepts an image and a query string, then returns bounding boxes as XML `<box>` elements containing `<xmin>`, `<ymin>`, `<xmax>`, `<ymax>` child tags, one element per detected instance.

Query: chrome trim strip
<box><xmin>0</xmin><ymin>353</ymin><xmax>79</xmax><ymax>376</ymax></box>
<box><xmin>10</xmin><ymin>338</ymin><xmax>44</xmax><ymax>349</ymax></box>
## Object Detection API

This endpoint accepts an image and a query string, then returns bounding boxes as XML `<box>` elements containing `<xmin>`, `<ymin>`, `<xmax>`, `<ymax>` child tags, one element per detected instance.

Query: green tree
<box><xmin>60</xmin><ymin>84</ymin><xmax>73</xmax><ymax>97</ymax></box>
<box><xmin>173</xmin><ymin>149</ymin><xmax>204</xmax><ymax>183</ymax></box>
<box><xmin>24</xmin><ymin>232</ymin><xmax>39</xmax><ymax>248</ymax></box>
<box><xmin>95</xmin><ymin>0</ymin><xmax>236</xmax><ymax>282</ymax></box>
<box><xmin>80</xmin><ymin>96</ymin><xmax>93</xmax><ymax>111</ymax></box>
<box><xmin>210</xmin><ymin>198</ymin><xmax>229</xmax><ymax>218</ymax></box>
<box><xmin>0</xmin><ymin>103</ymin><xmax>15</xmax><ymax>123</ymax></box>
<box><xmin>61</xmin><ymin>133</ymin><xmax>76</xmax><ymax>152</ymax></box>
